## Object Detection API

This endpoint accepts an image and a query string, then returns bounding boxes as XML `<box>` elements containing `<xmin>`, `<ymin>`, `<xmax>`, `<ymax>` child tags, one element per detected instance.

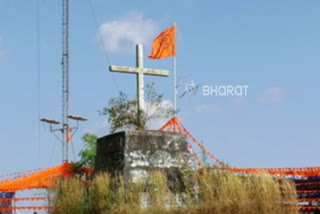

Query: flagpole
<box><xmin>173</xmin><ymin>22</ymin><xmax>177</xmax><ymax>116</ymax></box>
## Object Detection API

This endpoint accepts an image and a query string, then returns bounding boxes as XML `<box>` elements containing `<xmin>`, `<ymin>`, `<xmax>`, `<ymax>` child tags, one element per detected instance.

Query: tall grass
<box><xmin>52</xmin><ymin>170</ymin><xmax>298</xmax><ymax>214</ymax></box>
<box><xmin>54</xmin><ymin>178</ymin><xmax>89</xmax><ymax>214</ymax></box>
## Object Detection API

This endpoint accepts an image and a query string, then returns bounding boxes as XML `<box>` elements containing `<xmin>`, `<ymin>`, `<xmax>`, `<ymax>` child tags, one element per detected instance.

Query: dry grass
<box><xmin>52</xmin><ymin>170</ymin><xmax>298</xmax><ymax>214</ymax></box>
<box><xmin>54</xmin><ymin>178</ymin><xmax>88</xmax><ymax>214</ymax></box>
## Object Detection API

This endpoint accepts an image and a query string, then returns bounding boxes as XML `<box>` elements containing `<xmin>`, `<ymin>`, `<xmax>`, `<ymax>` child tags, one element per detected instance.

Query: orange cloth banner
<box><xmin>0</xmin><ymin>163</ymin><xmax>72</xmax><ymax>193</ymax></box>
<box><xmin>149</xmin><ymin>25</ymin><xmax>176</xmax><ymax>59</ymax></box>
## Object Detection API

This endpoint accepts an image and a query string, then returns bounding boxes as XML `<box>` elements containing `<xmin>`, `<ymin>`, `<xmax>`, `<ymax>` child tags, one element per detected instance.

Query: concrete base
<box><xmin>95</xmin><ymin>130</ymin><xmax>192</xmax><ymax>182</ymax></box>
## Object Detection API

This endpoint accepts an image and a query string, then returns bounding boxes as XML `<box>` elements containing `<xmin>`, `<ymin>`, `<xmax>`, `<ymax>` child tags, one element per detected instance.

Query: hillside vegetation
<box><xmin>53</xmin><ymin>170</ymin><xmax>298</xmax><ymax>214</ymax></box>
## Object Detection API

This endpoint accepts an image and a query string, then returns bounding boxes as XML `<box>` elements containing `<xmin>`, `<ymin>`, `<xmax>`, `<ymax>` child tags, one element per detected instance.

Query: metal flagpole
<box><xmin>173</xmin><ymin>22</ymin><xmax>177</xmax><ymax>116</ymax></box>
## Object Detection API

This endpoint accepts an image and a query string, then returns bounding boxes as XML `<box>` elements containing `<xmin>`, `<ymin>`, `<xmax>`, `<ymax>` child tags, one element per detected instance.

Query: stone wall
<box><xmin>95</xmin><ymin>130</ymin><xmax>192</xmax><ymax>182</ymax></box>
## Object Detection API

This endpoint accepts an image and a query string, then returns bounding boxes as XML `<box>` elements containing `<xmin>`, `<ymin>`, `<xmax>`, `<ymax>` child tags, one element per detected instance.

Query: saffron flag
<box><xmin>67</xmin><ymin>126</ymin><xmax>72</xmax><ymax>143</ymax></box>
<box><xmin>149</xmin><ymin>25</ymin><xmax>176</xmax><ymax>59</ymax></box>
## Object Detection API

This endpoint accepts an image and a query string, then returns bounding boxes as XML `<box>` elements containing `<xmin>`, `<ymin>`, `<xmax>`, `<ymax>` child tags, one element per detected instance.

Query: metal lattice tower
<box><xmin>40</xmin><ymin>0</ymin><xmax>87</xmax><ymax>164</ymax></box>
<box><xmin>61</xmin><ymin>0</ymin><xmax>70</xmax><ymax>163</ymax></box>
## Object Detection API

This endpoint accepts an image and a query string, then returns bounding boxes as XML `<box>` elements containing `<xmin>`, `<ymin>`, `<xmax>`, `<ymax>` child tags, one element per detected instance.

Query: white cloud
<box><xmin>98</xmin><ymin>12</ymin><xmax>160</xmax><ymax>54</ymax></box>
<box><xmin>195</xmin><ymin>104</ymin><xmax>221</xmax><ymax>113</ymax></box>
<box><xmin>0</xmin><ymin>37</ymin><xmax>6</xmax><ymax>58</ymax></box>
<box><xmin>259</xmin><ymin>87</ymin><xmax>285</xmax><ymax>104</ymax></box>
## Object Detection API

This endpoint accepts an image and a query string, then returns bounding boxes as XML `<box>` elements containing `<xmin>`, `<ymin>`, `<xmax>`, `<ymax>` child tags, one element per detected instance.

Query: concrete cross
<box><xmin>109</xmin><ymin>44</ymin><xmax>170</xmax><ymax>123</ymax></box>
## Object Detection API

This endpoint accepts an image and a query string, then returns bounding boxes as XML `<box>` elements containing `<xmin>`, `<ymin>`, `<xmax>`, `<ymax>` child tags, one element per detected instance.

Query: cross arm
<box><xmin>144</xmin><ymin>69</ymin><xmax>170</xmax><ymax>77</ymax></box>
<box><xmin>109</xmin><ymin>65</ymin><xmax>139</xmax><ymax>74</ymax></box>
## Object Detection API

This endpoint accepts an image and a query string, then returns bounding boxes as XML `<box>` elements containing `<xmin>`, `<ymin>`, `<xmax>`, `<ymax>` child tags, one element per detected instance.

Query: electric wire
<box><xmin>49</xmin><ymin>137</ymin><xmax>58</xmax><ymax>167</ymax></box>
<box><xmin>49</xmin><ymin>129</ymin><xmax>63</xmax><ymax>166</ymax></box>
<box><xmin>52</xmin><ymin>131</ymin><xmax>63</xmax><ymax>144</ymax></box>
<box><xmin>87</xmin><ymin>0</ymin><xmax>120</xmax><ymax>93</ymax></box>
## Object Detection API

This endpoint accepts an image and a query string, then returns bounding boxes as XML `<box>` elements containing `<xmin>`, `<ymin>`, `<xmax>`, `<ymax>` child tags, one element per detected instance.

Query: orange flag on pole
<box><xmin>67</xmin><ymin>126</ymin><xmax>72</xmax><ymax>143</ymax></box>
<box><xmin>149</xmin><ymin>25</ymin><xmax>176</xmax><ymax>60</ymax></box>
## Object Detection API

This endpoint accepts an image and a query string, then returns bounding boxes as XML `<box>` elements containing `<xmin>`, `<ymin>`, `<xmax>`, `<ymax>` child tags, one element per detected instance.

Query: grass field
<box><xmin>52</xmin><ymin>170</ymin><xmax>298</xmax><ymax>214</ymax></box>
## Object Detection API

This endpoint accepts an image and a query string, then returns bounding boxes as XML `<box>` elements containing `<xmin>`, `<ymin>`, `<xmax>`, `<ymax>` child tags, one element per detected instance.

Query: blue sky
<box><xmin>0</xmin><ymin>0</ymin><xmax>320</xmax><ymax>177</ymax></box>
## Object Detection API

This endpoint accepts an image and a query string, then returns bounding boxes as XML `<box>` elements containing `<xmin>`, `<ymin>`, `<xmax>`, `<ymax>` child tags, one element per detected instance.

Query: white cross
<box><xmin>109</xmin><ymin>44</ymin><xmax>170</xmax><ymax>123</ymax></box>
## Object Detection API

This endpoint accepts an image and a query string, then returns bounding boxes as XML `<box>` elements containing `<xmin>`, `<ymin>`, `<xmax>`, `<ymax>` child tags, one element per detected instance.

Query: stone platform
<box><xmin>95</xmin><ymin>130</ymin><xmax>192</xmax><ymax>182</ymax></box>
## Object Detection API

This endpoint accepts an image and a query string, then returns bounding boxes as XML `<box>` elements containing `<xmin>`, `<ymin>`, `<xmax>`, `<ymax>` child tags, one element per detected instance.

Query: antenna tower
<box><xmin>41</xmin><ymin>0</ymin><xmax>87</xmax><ymax>163</ymax></box>
<box><xmin>61</xmin><ymin>0</ymin><xmax>70</xmax><ymax>163</ymax></box>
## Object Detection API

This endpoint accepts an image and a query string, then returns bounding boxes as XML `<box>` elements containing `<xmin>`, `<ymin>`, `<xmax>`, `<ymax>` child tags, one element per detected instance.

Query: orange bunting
<box><xmin>0</xmin><ymin>163</ymin><xmax>93</xmax><ymax>193</ymax></box>
<box><xmin>299</xmin><ymin>207</ymin><xmax>320</xmax><ymax>211</ymax></box>
<box><xmin>224</xmin><ymin>167</ymin><xmax>320</xmax><ymax>178</ymax></box>
<box><xmin>149</xmin><ymin>25</ymin><xmax>176</xmax><ymax>60</ymax></box>
<box><xmin>0</xmin><ymin>206</ymin><xmax>53</xmax><ymax>211</ymax></box>
<box><xmin>159</xmin><ymin>116</ymin><xmax>320</xmax><ymax>211</ymax></box>
<box><xmin>0</xmin><ymin>163</ymin><xmax>73</xmax><ymax>192</ymax></box>
<box><xmin>296</xmin><ymin>181</ymin><xmax>320</xmax><ymax>186</ymax></box>
<box><xmin>0</xmin><ymin>197</ymin><xmax>46</xmax><ymax>202</ymax></box>
<box><xmin>0</xmin><ymin>168</ymin><xmax>43</xmax><ymax>182</ymax></box>
<box><xmin>187</xmin><ymin>144</ymin><xmax>205</xmax><ymax>168</ymax></box>
<box><xmin>160</xmin><ymin>117</ymin><xmax>320</xmax><ymax>178</ymax></box>
<box><xmin>160</xmin><ymin>117</ymin><xmax>226</xmax><ymax>168</ymax></box>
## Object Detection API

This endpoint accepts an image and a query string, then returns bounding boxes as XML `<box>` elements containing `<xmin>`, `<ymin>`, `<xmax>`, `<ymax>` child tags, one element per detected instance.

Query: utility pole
<box><xmin>41</xmin><ymin>0</ymin><xmax>87</xmax><ymax>164</ymax></box>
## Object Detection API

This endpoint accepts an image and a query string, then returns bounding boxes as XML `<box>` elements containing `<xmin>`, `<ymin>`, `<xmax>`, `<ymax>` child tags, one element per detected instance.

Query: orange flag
<box><xmin>149</xmin><ymin>25</ymin><xmax>176</xmax><ymax>59</ymax></box>
<box><xmin>67</xmin><ymin>126</ymin><xmax>72</xmax><ymax>143</ymax></box>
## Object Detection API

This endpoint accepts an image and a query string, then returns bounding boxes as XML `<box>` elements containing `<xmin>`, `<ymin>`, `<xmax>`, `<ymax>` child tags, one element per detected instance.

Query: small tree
<box><xmin>99</xmin><ymin>83</ymin><xmax>175</xmax><ymax>133</ymax></box>
<box><xmin>79</xmin><ymin>133</ymin><xmax>98</xmax><ymax>168</ymax></box>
